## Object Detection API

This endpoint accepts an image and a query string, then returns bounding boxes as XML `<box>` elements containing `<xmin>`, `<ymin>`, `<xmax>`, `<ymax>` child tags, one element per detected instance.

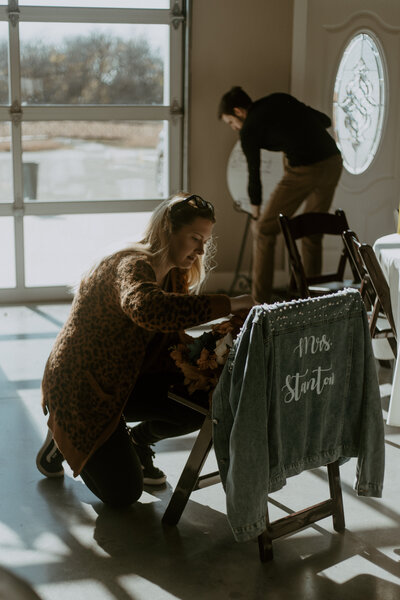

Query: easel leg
<box><xmin>229</xmin><ymin>213</ymin><xmax>252</xmax><ymax>294</ymax></box>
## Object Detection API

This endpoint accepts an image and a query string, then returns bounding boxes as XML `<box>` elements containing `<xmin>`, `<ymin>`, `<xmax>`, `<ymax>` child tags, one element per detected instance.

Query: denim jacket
<box><xmin>212</xmin><ymin>289</ymin><xmax>385</xmax><ymax>542</ymax></box>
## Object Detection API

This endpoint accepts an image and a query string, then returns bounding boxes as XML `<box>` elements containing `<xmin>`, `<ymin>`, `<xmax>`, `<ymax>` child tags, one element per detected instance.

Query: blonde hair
<box><xmin>80</xmin><ymin>193</ymin><xmax>216</xmax><ymax>294</ymax></box>
<box><xmin>137</xmin><ymin>192</ymin><xmax>216</xmax><ymax>292</ymax></box>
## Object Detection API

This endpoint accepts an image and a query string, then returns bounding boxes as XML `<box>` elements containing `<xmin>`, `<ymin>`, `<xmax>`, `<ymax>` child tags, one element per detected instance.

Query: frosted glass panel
<box><xmin>333</xmin><ymin>33</ymin><xmax>386</xmax><ymax>174</ymax></box>
<box><xmin>0</xmin><ymin>218</ymin><xmax>15</xmax><ymax>288</ymax></box>
<box><xmin>22</xmin><ymin>121</ymin><xmax>168</xmax><ymax>202</ymax></box>
<box><xmin>0</xmin><ymin>22</ymin><xmax>8</xmax><ymax>105</ymax></box>
<box><xmin>24</xmin><ymin>212</ymin><xmax>151</xmax><ymax>287</ymax></box>
<box><xmin>0</xmin><ymin>122</ymin><xmax>13</xmax><ymax>203</ymax></box>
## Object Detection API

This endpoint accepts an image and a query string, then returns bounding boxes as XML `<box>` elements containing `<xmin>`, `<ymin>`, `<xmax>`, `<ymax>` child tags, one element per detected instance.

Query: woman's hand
<box><xmin>229</xmin><ymin>294</ymin><xmax>257</xmax><ymax>315</ymax></box>
<box><xmin>251</xmin><ymin>205</ymin><xmax>260</xmax><ymax>220</ymax></box>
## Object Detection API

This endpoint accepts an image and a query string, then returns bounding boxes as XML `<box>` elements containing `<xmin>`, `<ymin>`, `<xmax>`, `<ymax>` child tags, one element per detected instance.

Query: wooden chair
<box><xmin>342</xmin><ymin>230</ymin><xmax>397</xmax><ymax>359</ymax></box>
<box><xmin>163</xmin><ymin>293</ymin><xmax>349</xmax><ymax>562</ymax></box>
<box><xmin>162</xmin><ymin>390</ymin><xmax>219</xmax><ymax>526</ymax></box>
<box><xmin>358</xmin><ymin>242</ymin><xmax>397</xmax><ymax>358</ymax></box>
<box><xmin>342</xmin><ymin>229</ymin><xmax>375</xmax><ymax>309</ymax></box>
<box><xmin>162</xmin><ymin>387</ymin><xmax>344</xmax><ymax>562</ymax></box>
<box><xmin>279</xmin><ymin>209</ymin><xmax>359</xmax><ymax>298</ymax></box>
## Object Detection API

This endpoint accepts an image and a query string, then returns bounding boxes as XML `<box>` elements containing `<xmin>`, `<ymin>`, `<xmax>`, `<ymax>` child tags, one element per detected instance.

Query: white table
<box><xmin>373</xmin><ymin>233</ymin><xmax>400</xmax><ymax>426</ymax></box>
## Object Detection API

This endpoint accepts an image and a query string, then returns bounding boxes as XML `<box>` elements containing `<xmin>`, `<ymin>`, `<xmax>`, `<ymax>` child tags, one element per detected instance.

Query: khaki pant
<box><xmin>252</xmin><ymin>153</ymin><xmax>343</xmax><ymax>303</ymax></box>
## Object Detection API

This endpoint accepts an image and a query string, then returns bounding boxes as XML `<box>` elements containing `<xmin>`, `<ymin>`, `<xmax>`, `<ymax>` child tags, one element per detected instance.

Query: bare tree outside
<box><xmin>19</xmin><ymin>32</ymin><xmax>163</xmax><ymax>104</ymax></box>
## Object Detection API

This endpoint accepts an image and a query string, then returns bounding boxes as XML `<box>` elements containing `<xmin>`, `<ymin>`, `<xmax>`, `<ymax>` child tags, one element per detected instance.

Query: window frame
<box><xmin>0</xmin><ymin>0</ymin><xmax>186</xmax><ymax>303</ymax></box>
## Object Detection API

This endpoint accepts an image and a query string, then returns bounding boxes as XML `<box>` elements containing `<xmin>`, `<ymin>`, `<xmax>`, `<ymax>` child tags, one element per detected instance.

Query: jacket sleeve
<box><xmin>117</xmin><ymin>257</ymin><xmax>231</xmax><ymax>332</ymax></box>
<box><xmin>354</xmin><ymin>308</ymin><xmax>385</xmax><ymax>497</ymax></box>
<box><xmin>213</xmin><ymin>311</ymin><xmax>272</xmax><ymax>542</ymax></box>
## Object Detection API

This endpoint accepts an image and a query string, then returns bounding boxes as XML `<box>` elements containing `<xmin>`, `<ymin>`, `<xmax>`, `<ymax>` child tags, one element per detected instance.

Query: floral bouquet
<box><xmin>170</xmin><ymin>314</ymin><xmax>245</xmax><ymax>399</ymax></box>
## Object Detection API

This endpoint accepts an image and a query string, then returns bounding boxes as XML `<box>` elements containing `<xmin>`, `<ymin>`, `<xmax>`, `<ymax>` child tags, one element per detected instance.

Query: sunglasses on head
<box><xmin>170</xmin><ymin>194</ymin><xmax>215</xmax><ymax>217</ymax></box>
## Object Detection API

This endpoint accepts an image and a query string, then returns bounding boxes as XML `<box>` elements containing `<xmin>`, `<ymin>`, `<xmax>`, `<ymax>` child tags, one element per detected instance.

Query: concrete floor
<box><xmin>0</xmin><ymin>303</ymin><xmax>399</xmax><ymax>600</ymax></box>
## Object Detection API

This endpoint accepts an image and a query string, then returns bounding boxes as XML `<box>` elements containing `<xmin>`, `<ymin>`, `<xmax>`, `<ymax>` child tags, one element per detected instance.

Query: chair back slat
<box><xmin>279</xmin><ymin>214</ymin><xmax>309</xmax><ymax>298</ymax></box>
<box><xmin>342</xmin><ymin>229</ymin><xmax>376</xmax><ymax>309</ymax></box>
<box><xmin>279</xmin><ymin>209</ymin><xmax>359</xmax><ymax>299</ymax></box>
<box><xmin>358</xmin><ymin>243</ymin><xmax>397</xmax><ymax>357</ymax></box>
<box><xmin>287</xmin><ymin>209</ymin><xmax>349</xmax><ymax>239</ymax></box>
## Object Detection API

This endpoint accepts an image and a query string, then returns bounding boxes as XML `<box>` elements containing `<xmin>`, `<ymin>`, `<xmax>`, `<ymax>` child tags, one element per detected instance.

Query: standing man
<box><xmin>218</xmin><ymin>86</ymin><xmax>343</xmax><ymax>303</ymax></box>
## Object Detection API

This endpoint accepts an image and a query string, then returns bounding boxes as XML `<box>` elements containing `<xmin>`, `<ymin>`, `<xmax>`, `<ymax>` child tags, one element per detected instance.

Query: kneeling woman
<box><xmin>36</xmin><ymin>193</ymin><xmax>255</xmax><ymax>507</ymax></box>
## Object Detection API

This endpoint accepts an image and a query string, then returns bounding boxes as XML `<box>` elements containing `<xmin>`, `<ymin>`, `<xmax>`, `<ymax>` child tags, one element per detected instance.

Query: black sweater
<box><xmin>240</xmin><ymin>93</ymin><xmax>341</xmax><ymax>206</ymax></box>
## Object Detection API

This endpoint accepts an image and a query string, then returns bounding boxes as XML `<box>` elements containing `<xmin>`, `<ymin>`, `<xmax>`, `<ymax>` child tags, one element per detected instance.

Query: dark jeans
<box><xmin>80</xmin><ymin>373</ymin><xmax>205</xmax><ymax>507</ymax></box>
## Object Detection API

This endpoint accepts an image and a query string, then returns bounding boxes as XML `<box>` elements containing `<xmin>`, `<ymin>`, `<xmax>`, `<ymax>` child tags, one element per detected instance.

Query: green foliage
<box><xmin>187</xmin><ymin>332</ymin><xmax>218</xmax><ymax>364</ymax></box>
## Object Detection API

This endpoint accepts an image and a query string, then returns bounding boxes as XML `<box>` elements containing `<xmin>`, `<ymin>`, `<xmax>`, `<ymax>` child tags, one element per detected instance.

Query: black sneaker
<box><xmin>36</xmin><ymin>429</ymin><xmax>64</xmax><ymax>478</ymax></box>
<box><xmin>131</xmin><ymin>438</ymin><xmax>167</xmax><ymax>485</ymax></box>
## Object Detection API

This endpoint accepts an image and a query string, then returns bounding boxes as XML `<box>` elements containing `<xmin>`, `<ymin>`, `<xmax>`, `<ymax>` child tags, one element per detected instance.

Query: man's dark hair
<box><xmin>217</xmin><ymin>86</ymin><xmax>252</xmax><ymax>119</ymax></box>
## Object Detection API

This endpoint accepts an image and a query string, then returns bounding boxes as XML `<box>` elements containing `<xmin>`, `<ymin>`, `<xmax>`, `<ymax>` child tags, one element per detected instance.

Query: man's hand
<box><xmin>251</xmin><ymin>205</ymin><xmax>260</xmax><ymax>220</ymax></box>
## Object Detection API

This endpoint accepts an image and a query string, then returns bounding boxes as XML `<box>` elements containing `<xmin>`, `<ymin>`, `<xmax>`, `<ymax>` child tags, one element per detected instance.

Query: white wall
<box><xmin>188</xmin><ymin>0</ymin><xmax>294</xmax><ymax>291</ymax></box>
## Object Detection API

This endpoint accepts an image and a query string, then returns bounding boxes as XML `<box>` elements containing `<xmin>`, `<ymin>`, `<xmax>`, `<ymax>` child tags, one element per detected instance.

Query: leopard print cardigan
<box><xmin>41</xmin><ymin>251</ymin><xmax>231</xmax><ymax>476</ymax></box>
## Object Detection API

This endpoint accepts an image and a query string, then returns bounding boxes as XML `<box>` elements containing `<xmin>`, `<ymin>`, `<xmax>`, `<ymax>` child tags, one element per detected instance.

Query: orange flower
<box><xmin>170</xmin><ymin>344</ymin><xmax>187</xmax><ymax>366</ymax></box>
<box><xmin>169</xmin><ymin>314</ymin><xmax>246</xmax><ymax>397</ymax></box>
<box><xmin>197</xmin><ymin>347</ymin><xmax>218</xmax><ymax>370</ymax></box>
<box><xmin>212</xmin><ymin>321</ymin><xmax>233</xmax><ymax>336</ymax></box>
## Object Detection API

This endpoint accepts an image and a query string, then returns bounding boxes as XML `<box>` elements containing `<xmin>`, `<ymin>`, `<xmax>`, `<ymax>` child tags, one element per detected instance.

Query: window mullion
<box><xmin>8</xmin><ymin>6</ymin><xmax>23</xmax><ymax>207</ymax></box>
<box><xmin>169</xmin><ymin>0</ymin><xmax>184</xmax><ymax>193</ymax></box>
<box><xmin>20</xmin><ymin>105</ymin><xmax>171</xmax><ymax>121</ymax></box>
<box><xmin>10</xmin><ymin>6</ymin><xmax>170</xmax><ymax>26</ymax></box>
<box><xmin>8</xmin><ymin>4</ymin><xmax>26</xmax><ymax>290</ymax></box>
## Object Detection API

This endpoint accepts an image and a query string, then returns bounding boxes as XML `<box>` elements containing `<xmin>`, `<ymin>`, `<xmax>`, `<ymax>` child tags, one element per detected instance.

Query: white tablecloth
<box><xmin>373</xmin><ymin>233</ymin><xmax>400</xmax><ymax>426</ymax></box>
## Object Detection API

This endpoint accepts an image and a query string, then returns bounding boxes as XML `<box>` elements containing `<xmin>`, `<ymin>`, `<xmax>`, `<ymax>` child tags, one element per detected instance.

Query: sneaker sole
<box><xmin>143</xmin><ymin>475</ymin><xmax>167</xmax><ymax>485</ymax></box>
<box><xmin>36</xmin><ymin>429</ymin><xmax>65</xmax><ymax>478</ymax></box>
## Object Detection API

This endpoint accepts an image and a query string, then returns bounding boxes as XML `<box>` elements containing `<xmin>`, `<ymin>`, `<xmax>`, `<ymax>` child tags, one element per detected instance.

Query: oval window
<box><xmin>333</xmin><ymin>32</ymin><xmax>386</xmax><ymax>174</ymax></box>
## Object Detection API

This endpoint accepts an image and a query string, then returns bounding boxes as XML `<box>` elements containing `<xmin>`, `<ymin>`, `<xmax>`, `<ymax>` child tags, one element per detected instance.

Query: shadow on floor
<box><xmin>30</xmin><ymin>469</ymin><xmax>400</xmax><ymax>600</ymax></box>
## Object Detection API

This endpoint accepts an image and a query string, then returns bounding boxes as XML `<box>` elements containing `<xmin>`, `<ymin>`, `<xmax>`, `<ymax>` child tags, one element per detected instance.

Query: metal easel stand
<box><xmin>228</xmin><ymin>212</ymin><xmax>252</xmax><ymax>295</ymax></box>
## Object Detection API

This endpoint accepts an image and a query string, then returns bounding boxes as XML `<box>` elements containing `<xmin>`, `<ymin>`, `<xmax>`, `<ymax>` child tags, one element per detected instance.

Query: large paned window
<box><xmin>0</xmin><ymin>0</ymin><xmax>185</xmax><ymax>302</ymax></box>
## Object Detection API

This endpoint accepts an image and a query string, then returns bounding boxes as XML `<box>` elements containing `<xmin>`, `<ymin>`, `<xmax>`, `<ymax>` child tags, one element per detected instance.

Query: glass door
<box><xmin>0</xmin><ymin>0</ymin><xmax>186</xmax><ymax>302</ymax></box>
